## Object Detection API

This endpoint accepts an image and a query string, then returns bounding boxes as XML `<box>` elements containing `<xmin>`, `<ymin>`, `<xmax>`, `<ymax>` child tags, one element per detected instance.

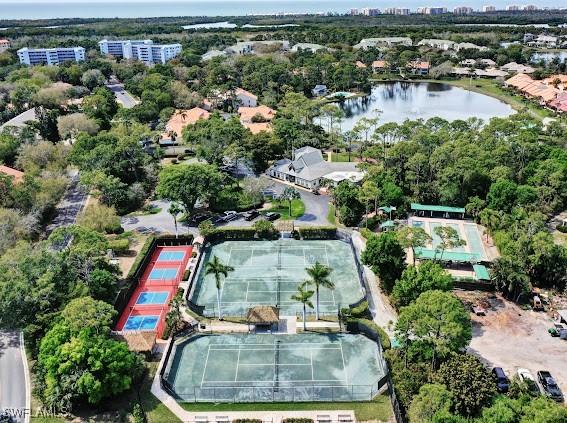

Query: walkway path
<box><xmin>350</xmin><ymin>231</ymin><xmax>398</xmax><ymax>336</ymax></box>
<box><xmin>0</xmin><ymin>331</ymin><xmax>30</xmax><ymax>423</ymax></box>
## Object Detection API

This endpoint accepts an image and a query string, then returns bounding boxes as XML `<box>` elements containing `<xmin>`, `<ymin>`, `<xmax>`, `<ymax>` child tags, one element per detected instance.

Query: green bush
<box><xmin>297</xmin><ymin>226</ymin><xmax>337</xmax><ymax>240</ymax></box>
<box><xmin>344</xmin><ymin>301</ymin><xmax>371</xmax><ymax>319</ymax></box>
<box><xmin>557</xmin><ymin>225</ymin><xmax>567</xmax><ymax>233</ymax></box>
<box><xmin>109</xmin><ymin>238</ymin><xmax>130</xmax><ymax>254</ymax></box>
<box><xmin>253</xmin><ymin>219</ymin><xmax>278</xmax><ymax>239</ymax></box>
<box><xmin>126</xmin><ymin>236</ymin><xmax>155</xmax><ymax>279</ymax></box>
<box><xmin>207</xmin><ymin>227</ymin><xmax>257</xmax><ymax>241</ymax></box>
<box><xmin>210</xmin><ymin>187</ymin><xmax>262</xmax><ymax>212</ymax></box>
<box><xmin>182</xmin><ymin>268</ymin><xmax>191</xmax><ymax>281</ymax></box>
<box><xmin>360</xmin><ymin>228</ymin><xmax>375</xmax><ymax>240</ymax></box>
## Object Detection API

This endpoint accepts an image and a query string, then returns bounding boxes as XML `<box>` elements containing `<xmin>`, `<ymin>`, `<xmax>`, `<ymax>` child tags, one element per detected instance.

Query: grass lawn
<box><xmin>181</xmin><ymin>393</ymin><xmax>392</xmax><ymax>421</ymax></box>
<box><xmin>267</xmin><ymin>199</ymin><xmax>305</xmax><ymax>220</ymax></box>
<box><xmin>327</xmin><ymin>204</ymin><xmax>337</xmax><ymax>225</ymax></box>
<box><xmin>330</xmin><ymin>151</ymin><xmax>355</xmax><ymax>162</ymax></box>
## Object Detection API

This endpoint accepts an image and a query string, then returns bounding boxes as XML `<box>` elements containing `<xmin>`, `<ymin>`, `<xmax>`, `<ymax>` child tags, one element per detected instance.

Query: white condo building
<box><xmin>99</xmin><ymin>39</ymin><xmax>182</xmax><ymax>65</ymax></box>
<box><xmin>17</xmin><ymin>47</ymin><xmax>85</xmax><ymax>66</ymax></box>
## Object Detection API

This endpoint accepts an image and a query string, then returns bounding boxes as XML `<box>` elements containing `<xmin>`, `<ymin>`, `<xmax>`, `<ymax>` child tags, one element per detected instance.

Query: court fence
<box><xmin>113</xmin><ymin>234</ymin><xmax>193</xmax><ymax>327</ymax></box>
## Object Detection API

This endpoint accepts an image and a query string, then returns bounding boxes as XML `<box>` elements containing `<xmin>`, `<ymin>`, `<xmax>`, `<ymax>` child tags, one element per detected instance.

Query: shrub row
<box><xmin>297</xmin><ymin>226</ymin><xmax>337</xmax><ymax>240</ymax></box>
<box><xmin>207</xmin><ymin>227</ymin><xmax>258</xmax><ymax>242</ymax></box>
<box><xmin>347</xmin><ymin>318</ymin><xmax>391</xmax><ymax>351</ymax></box>
<box><xmin>126</xmin><ymin>235</ymin><xmax>155</xmax><ymax>280</ymax></box>
<box><xmin>108</xmin><ymin>238</ymin><xmax>130</xmax><ymax>254</ymax></box>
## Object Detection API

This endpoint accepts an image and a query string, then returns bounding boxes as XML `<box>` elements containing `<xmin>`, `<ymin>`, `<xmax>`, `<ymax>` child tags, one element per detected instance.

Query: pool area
<box><xmin>124</xmin><ymin>315</ymin><xmax>160</xmax><ymax>331</ymax></box>
<box><xmin>189</xmin><ymin>240</ymin><xmax>365</xmax><ymax>316</ymax></box>
<box><xmin>163</xmin><ymin>333</ymin><xmax>387</xmax><ymax>402</ymax></box>
<box><xmin>136</xmin><ymin>291</ymin><xmax>170</xmax><ymax>305</ymax></box>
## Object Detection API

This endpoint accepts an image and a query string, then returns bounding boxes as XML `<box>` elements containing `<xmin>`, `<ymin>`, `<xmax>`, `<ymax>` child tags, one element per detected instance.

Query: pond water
<box><xmin>531</xmin><ymin>51</ymin><xmax>567</xmax><ymax>64</ymax></box>
<box><xmin>336</xmin><ymin>82</ymin><xmax>515</xmax><ymax>131</ymax></box>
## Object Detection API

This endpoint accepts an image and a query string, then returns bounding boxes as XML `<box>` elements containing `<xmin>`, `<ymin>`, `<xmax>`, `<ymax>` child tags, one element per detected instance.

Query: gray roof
<box><xmin>271</xmin><ymin>148</ymin><xmax>359</xmax><ymax>181</ymax></box>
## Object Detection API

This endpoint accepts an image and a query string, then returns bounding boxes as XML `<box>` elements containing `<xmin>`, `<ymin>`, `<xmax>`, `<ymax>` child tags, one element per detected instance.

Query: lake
<box><xmin>531</xmin><ymin>51</ymin><xmax>567</xmax><ymax>64</ymax></box>
<box><xmin>336</xmin><ymin>82</ymin><xmax>515</xmax><ymax>131</ymax></box>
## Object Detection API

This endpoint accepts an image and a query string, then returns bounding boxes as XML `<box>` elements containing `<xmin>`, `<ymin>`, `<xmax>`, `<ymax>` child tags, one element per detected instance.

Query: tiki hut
<box><xmin>246</xmin><ymin>306</ymin><xmax>280</xmax><ymax>332</ymax></box>
<box><xmin>113</xmin><ymin>331</ymin><xmax>156</xmax><ymax>355</ymax></box>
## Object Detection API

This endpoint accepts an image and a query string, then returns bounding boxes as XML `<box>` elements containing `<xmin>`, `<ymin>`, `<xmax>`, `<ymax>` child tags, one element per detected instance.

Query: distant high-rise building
<box><xmin>0</xmin><ymin>39</ymin><xmax>10</xmax><ymax>53</ymax></box>
<box><xmin>453</xmin><ymin>6</ymin><xmax>474</xmax><ymax>15</ymax></box>
<box><xmin>360</xmin><ymin>7</ymin><xmax>381</xmax><ymax>16</ymax></box>
<box><xmin>522</xmin><ymin>5</ymin><xmax>538</xmax><ymax>11</ymax></box>
<box><xmin>99</xmin><ymin>39</ymin><xmax>182</xmax><ymax>65</ymax></box>
<box><xmin>350</xmin><ymin>8</ymin><xmax>360</xmax><ymax>15</ymax></box>
<box><xmin>17</xmin><ymin>47</ymin><xmax>85</xmax><ymax>66</ymax></box>
<box><xmin>418</xmin><ymin>7</ymin><xmax>448</xmax><ymax>15</ymax></box>
<box><xmin>385</xmin><ymin>7</ymin><xmax>410</xmax><ymax>15</ymax></box>
<box><xmin>506</xmin><ymin>5</ymin><xmax>520</xmax><ymax>11</ymax></box>
<box><xmin>482</xmin><ymin>5</ymin><xmax>497</xmax><ymax>12</ymax></box>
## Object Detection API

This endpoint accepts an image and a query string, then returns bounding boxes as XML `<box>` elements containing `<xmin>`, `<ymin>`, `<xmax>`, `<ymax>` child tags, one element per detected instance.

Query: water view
<box><xmin>337</xmin><ymin>82</ymin><xmax>515</xmax><ymax>131</ymax></box>
<box><xmin>531</xmin><ymin>51</ymin><xmax>567</xmax><ymax>64</ymax></box>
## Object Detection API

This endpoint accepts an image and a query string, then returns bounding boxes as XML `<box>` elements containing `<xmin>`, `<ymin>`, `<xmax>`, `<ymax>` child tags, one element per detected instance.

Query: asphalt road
<box><xmin>0</xmin><ymin>331</ymin><xmax>28</xmax><ymax>423</ymax></box>
<box><xmin>46</xmin><ymin>171</ymin><xmax>88</xmax><ymax>238</ymax></box>
<box><xmin>106</xmin><ymin>83</ymin><xmax>139</xmax><ymax>109</ymax></box>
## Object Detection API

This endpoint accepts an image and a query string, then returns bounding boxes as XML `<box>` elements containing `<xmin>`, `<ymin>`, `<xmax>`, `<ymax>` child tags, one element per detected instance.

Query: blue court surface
<box><xmin>136</xmin><ymin>291</ymin><xmax>170</xmax><ymax>305</ymax></box>
<box><xmin>149</xmin><ymin>267</ymin><xmax>179</xmax><ymax>280</ymax></box>
<box><xmin>158</xmin><ymin>251</ymin><xmax>186</xmax><ymax>262</ymax></box>
<box><xmin>124</xmin><ymin>315</ymin><xmax>159</xmax><ymax>331</ymax></box>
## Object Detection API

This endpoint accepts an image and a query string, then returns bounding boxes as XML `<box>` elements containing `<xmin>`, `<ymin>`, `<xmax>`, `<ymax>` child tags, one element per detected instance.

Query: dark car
<box><xmin>265</xmin><ymin>212</ymin><xmax>281</xmax><ymax>221</ymax></box>
<box><xmin>538</xmin><ymin>371</ymin><xmax>564</xmax><ymax>402</ymax></box>
<box><xmin>189</xmin><ymin>213</ymin><xmax>211</xmax><ymax>225</ymax></box>
<box><xmin>243</xmin><ymin>210</ymin><xmax>260</xmax><ymax>221</ymax></box>
<box><xmin>492</xmin><ymin>367</ymin><xmax>510</xmax><ymax>393</ymax></box>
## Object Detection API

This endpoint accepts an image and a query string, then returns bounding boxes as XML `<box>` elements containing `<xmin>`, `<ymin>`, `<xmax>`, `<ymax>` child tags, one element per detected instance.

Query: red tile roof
<box><xmin>0</xmin><ymin>165</ymin><xmax>24</xmax><ymax>183</ymax></box>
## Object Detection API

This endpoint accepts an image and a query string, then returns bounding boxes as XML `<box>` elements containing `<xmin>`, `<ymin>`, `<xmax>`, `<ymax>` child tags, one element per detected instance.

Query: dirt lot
<box><xmin>456</xmin><ymin>292</ymin><xmax>567</xmax><ymax>396</ymax></box>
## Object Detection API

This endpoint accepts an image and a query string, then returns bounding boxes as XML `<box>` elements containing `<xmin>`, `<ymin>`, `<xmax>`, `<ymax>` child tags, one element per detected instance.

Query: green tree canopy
<box><xmin>392</xmin><ymin>261</ymin><xmax>453</xmax><ymax>308</ymax></box>
<box><xmin>362</xmin><ymin>231</ymin><xmax>406</xmax><ymax>294</ymax></box>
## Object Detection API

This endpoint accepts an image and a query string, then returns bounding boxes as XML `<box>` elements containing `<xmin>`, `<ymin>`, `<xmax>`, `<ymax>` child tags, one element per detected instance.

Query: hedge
<box><xmin>207</xmin><ymin>227</ymin><xmax>257</xmax><ymax>242</ymax></box>
<box><xmin>297</xmin><ymin>226</ymin><xmax>337</xmax><ymax>240</ymax></box>
<box><xmin>348</xmin><ymin>318</ymin><xmax>391</xmax><ymax>350</ymax></box>
<box><xmin>557</xmin><ymin>225</ymin><xmax>567</xmax><ymax>233</ymax></box>
<box><xmin>126</xmin><ymin>235</ymin><xmax>155</xmax><ymax>280</ymax></box>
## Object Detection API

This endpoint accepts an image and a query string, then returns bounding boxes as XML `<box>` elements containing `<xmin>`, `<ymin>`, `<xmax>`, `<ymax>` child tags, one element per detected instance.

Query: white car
<box><xmin>517</xmin><ymin>368</ymin><xmax>541</xmax><ymax>395</ymax></box>
<box><xmin>217</xmin><ymin>211</ymin><xmax>239</xmax><ymax>222</ymax></box>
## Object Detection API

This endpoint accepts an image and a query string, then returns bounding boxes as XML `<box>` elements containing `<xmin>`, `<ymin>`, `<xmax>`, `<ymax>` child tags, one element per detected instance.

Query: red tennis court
<box><xmin>115</xmin><ymin>245</ymin><xmax>192</xmax><ymax>337</ymax></box>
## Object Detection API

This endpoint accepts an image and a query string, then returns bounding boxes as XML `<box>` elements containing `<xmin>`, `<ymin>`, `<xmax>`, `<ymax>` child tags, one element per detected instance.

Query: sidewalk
<box><xmin>350</xmin><ymin>231</ymin><xmax>397</xmax><ymax>336</ymax></box>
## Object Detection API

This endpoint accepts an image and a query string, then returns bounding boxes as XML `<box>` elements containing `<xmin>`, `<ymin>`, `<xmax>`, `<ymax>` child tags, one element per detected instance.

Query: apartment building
<box><xmin>417</xmin><ymin>7</ymin><xmax>448</xmax><ymax>15</ymax></box>
<box><xmin>453</xmin><ymin>6</ymin><xmax>474</xmax><ymax>15</ymax></box>
<box><xmin>482</xmin><ymin>5</ymin><xmax>496</xmax><ymax>12</ymax></box>
<box><xmin>384</xmin><ymin>8</ymin><xmax>411</xmax><ymax>15</ymax></box>
<box><xmin>354</xmin><ymin>37</ymin><xmax>413</xmax><ymax>49</ymax></box>
<box><xmin>0</xmin><ymin>39</ymin><xmax>10</xmax><ymax>53</ymax></box>
<box><xmin>17</xmin><ymin>47</ymin><xmax>85</xmax><ymax>66</ymax></box>
<box><xmin>99</xmin><ymin>39</ymin><xmax>182</xmax><ymax>65</ymax></box>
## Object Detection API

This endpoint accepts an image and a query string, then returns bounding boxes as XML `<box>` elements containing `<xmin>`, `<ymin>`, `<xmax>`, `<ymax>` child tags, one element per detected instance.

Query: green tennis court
<box><xmin>190</xmin><ymin>240</ymin><xmax>364</xmax><ymax>316</ymax></box>
<box><xmin>164</xmin><ymin>333</ymin><xmax>387</xmax><ymax>402</ymax></box>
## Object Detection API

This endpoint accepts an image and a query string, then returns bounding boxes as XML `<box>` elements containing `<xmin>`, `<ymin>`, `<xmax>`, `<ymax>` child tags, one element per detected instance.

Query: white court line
<box><xmin>310</xmin><ymin>349</ymin><xmax>314</xmax><ymax>381</ymax></box>
<box><xmin>234</xmin><ymin>347</ymin><xmax>241</xmax><ymax>382</ymax></box>
<box><xmin>208</xmin><ymin>346</ymin><xmax>343</xmax><ymax>351</ymax></box>
<box><xmin>245</xmin><ymin>280</ymin><xmax>250</xmax><ymax>302</ymax></box>
<box><xmin>200</xmin><ymin>345</ymin><xmax>212</xmax><ymax>388</ymax></box>
<box><xmin>238</xmin><ymin>363</ymin><xmax>312</xmax><ymax>367</ymax></box>
<box><xmin>339</xmin><ymin>342</ymin><xmax>349</xmax><ymax>386</ymax></box>
<box><xmin>331</xmin><ymin>289</ymin><xmax>336</xmax><ymax>306</ymax></box>
<box><xmin>325</xmin><ymin>245</ymin><xmax>330</xmax><ymax>265</ymax></box>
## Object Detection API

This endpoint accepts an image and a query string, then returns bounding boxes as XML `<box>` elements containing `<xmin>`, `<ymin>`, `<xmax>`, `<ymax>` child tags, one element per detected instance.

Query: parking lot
<box><xmin>458</xmin><ymin>292</ymin><xmax>567</xmax><ymax>397</ymax></box>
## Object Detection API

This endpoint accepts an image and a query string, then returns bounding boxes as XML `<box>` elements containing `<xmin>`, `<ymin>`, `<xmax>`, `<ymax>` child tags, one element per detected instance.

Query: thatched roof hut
<box><xmin>246</xmin><ymin>306</ymin><xmax>280</xmax><ymax>325</ymax></box>
<box><xmin>113</xmin><ymin>331</ymin><xmax>156</xmax><ymax>353</ymax></box>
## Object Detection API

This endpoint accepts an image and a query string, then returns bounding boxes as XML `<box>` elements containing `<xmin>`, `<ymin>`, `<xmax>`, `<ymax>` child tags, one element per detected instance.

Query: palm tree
<box><xmin>205</xmin><ymin>255</ymin><xmax>234</xmax><ymax>320</ymax></box>
<box><xmin>291</xmin><ymin>283</ymin><xmax>315</xmax><ymax>331</ymax></box>
<box><xmin>280</xmin><ymin>186</ymin><xmax>300</xmax><ymax>218</ymax></box>
<box><xmin>168</xmin><ymin>203</ymin><xmax>183</xmax><ymax>239</ymax></box>
<box><xmin>304</xmin><ymin>261</ymin><xmax>334</xmax><ymax>320</ymax></box>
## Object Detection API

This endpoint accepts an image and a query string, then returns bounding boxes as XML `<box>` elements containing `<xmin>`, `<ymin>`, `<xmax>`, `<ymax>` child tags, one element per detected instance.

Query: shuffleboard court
<box><xmin>190</xmin><ymin>240</ymin><xmax>364</xmax><ymax>316</ymax></box>
<box><xmin>164</xmin><ymin>333</ymin><xmax>387</xmax><ymax>402</ymax></box>
<box><xmin>149</xmin><ymin>267</ymin><xmax>179</xmax><ymax>280</ymax></box>
<box><xmin>136</xmin><ymin>291</ymin><xmax>170</xmax><ymax>305</ymax></box>
<box><xmin>157</xmin><ymin>250</ymin><xmax>186</xmax><ymax>262</ymax></box>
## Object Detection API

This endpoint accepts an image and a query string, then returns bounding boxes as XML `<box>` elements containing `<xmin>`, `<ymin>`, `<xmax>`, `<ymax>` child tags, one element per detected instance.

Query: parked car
<box><xmin>265</xmin><ymin>212</ymin><xmax>281</xmax><ymax>221</ymax></box>
<box><xmin>537</xmin><ymin>371</ymin><xmax>564</xmax><ymax>402</ymax></box>
<box><xmin>189</xmin><ymin>213</ymin><xmax>211</xmax><ymax>225</ymax></box>
<box><xmin>243</xmin><ymin>210</ymin><xmax>260</xmax><ymax>221</ymax></box>
<box><xmin>492</xmin><ymin>367</ymin><xmax>510</xmax><ymax>393</ymax></box>
<box><xmin>517</xmin><ymin>368</ymin><xmax>540</xmax><ymax>395</ymax></box>
<box><xmin>216</xmin><ymin>211</ymin><xmax>239</xmax><ymax>223</ymax></box>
